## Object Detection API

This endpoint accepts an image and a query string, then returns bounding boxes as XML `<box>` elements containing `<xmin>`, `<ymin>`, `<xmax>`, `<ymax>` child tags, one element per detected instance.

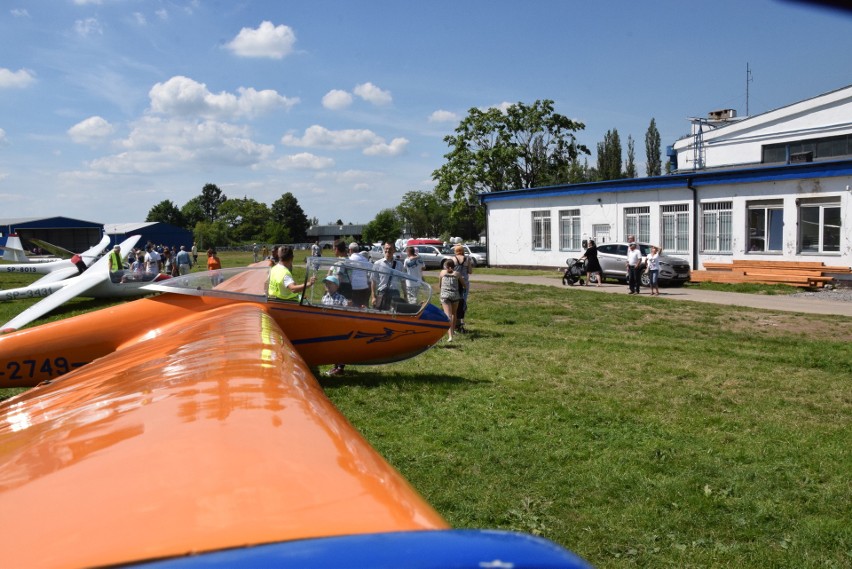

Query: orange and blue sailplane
<box><xmin>0</xmin><ymin>258</ymin><xmax>591</xmax><ymax>568</ymax></box>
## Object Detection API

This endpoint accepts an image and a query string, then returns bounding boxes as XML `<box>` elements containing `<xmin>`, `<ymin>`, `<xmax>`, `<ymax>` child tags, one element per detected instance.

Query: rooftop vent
<box><xmin>707</xmin><ymin>109</ymin><xmax>737</xmax><ymax>120</ymax></box>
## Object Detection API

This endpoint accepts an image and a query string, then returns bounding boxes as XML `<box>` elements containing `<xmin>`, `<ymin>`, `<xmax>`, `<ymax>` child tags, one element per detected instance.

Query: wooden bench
<box><xmin>693</xmin><ymin>260</ymin><xmax>851</xmax><ymax>287</ymax></box>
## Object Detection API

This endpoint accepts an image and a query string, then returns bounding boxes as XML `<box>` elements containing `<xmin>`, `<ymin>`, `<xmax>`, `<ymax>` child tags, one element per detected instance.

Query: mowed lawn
<box><xmin>2</xmin><ymin>250</ymin><xmax>850</xmax><ymax>567</ymax></box>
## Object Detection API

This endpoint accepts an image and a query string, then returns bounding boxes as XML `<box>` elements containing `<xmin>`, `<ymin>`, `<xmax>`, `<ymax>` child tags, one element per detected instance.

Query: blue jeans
<box><xmin>649</xmin><ymin>269</ymin><xmax>659</xmax><ymax>287</ymax></box>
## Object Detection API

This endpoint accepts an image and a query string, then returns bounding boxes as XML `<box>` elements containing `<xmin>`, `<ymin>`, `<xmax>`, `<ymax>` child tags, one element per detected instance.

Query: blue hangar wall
<box><xmin>105</xmin><ymin>222</ymin><xmax>194</xmax><ymax>250</ymax></box>
<box><xmin>0</xmin><ymin>217</ymin><xmax>103</xmax><ymax>253</ymax></box>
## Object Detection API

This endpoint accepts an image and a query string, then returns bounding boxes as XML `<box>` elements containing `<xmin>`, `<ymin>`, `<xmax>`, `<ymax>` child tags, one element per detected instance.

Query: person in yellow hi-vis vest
<box><xmin>268</xmin><ymin>245</ymin><xmax>315</xmax><ymax>301</ymax></box>
<box><xmin>108</xmin><ymin>244</ymin><xmax>124</xmax><ymax>283</ymax></box>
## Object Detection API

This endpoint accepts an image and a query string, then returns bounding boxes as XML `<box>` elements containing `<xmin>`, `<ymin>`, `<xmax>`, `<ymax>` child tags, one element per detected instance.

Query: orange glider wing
<box><xmin>0</xmin><ymin>303</ymin><xmax>447</xmax><ymax>568</ymax></box>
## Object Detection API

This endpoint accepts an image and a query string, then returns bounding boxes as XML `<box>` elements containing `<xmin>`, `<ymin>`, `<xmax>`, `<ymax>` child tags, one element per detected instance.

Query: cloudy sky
<box><xmin>1</xmin><ymin>0</ymin><xmax>850</xmax><ymax>225</ymax></box>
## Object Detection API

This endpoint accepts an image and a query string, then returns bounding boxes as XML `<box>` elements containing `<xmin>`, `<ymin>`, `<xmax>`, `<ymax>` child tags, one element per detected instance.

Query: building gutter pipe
<box><xmin>687</xmin><ymin>178</ymin><xmax>699</xmax><ymax>270</ymax></box>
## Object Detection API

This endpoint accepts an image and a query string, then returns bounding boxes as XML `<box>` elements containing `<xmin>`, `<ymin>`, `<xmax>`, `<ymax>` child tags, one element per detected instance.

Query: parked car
<box><xmin>460</xmin><ymin>244</ymin><xmax>487</xmax><ymax>267</ymax></box>
<box><xmin>368</xmin><ymin>244</ymin><xmax>404</xmax><ymax>262</ymax></box>
<box><xmin>415</xmin><ymin>245</ymin><xmax>453</xmax><ymax>269</ymax></box>
<box><xmin>590</xmin><ymin>242</ymin><xmax>690</xmax><ymax>286</ymax></box>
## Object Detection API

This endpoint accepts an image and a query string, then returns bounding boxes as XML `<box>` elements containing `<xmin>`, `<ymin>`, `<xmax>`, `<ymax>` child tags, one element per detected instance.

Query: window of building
<box><xmin>762</xmin><ymin>134</ymin><xmax>851</xmax><ymax>164</ymax></box>
<box><xmin>559</xmin><ymin>209</ymin><xmax>581</xmax><ymax>251</ymax></box>
<box><xmin>799</xmin><ymin>198</ymin><xmax>841</xmax><ymax>253</ymax></box>
<box><xmin>624</xmin><ymin>207</ymin><xmax>650</xmax><ymax>242</ymax></box>
<box><xmin>531</xmin><ymin>210</ymin><xmax>551</xmax><ymax>250</ymax></box>
<box><xmin>701</xmin><ymin>201</ymin><xmax>733</xmax><ymax>253</ymax></box>
<box><xmin>592</xmin><ymin>224</ymin><xmax>611</xmax><ymax>244</ymax></box>
<box><xmin>747</xmin><ymin>201</ymin><xmax>783</xmax><ymax>252</ymax></box>
<box><xmin>661</xmin><ymin>204</ymin><xmax>689</xmax><ymax>253</ymax></box>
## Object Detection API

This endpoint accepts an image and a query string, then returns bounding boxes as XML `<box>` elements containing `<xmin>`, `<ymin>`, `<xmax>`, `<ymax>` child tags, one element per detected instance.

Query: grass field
<box><xmin>2</xmin><ymin>251</ymin><xmax>850</xmax><ymax>567</ymax></box>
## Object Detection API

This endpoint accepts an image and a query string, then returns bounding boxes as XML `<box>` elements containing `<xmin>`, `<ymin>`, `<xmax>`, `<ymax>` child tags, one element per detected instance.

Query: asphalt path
<box><xmin>468</xmin><ymin>273</ymin><xmax>852</xmax><ymax>317</ymax></box>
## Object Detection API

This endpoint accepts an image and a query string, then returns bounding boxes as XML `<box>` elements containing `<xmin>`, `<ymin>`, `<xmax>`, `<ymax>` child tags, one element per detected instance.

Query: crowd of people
<box><xmin>113</xmin><ymin>238</ymin><xmax>475</xmax><ymax>375</ymax></box>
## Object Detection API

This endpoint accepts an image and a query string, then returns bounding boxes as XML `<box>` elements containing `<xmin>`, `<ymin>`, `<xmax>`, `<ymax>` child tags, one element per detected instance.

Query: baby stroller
<box><xmin>562</xmin><ymin>258</ymin><xmax>586</xmax><ymax>286</ymax></box>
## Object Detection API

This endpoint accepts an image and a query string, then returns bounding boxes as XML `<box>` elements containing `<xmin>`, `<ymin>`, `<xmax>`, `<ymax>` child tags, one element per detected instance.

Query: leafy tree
<box><xmin>433</xmin><ymin>100</ymin><xmax>589</xmax><ymax>228</ymax></box>
<box><xmin>262</xmin><ymin>221</ymin><xmax>291</xmax><ymax>245</ymax></box>
<box><xmin>181</xmin><ymin>197</ymin><xmax>205</xmax><ymax>230</ymax></box>
<box><xmin>625</xmin><ymin>135</ymin><xmax>637</xmax><ymax>178</ymax></box>
<box><xmin>396</xmin><ymin>190</ymin><xmax>450</xmax><ymax>238</ymax></box>
<box><xmin>645</xmin><ymin>118</ymin><xmax>662</xmax><ymax>176</ymax></box>
<box><xmin>596</xmin><ymin>128</ymin><xmax>623</xmax><ymax>181</ymax></box>
<box><xmin>146</xmin><ymin>200</ymin><xmax>184</xmax><ymax>226</ymax></box>
<box><xmin>193</xmin><ymin>220</ymin><xmax>229</xmax><ymax>250</ymax></box>
<box><xmin>271</xmin><ymin>192</ymin><xmax>310</xmax><ymax>242</ymax></box>
<box><xmin>200</xmin><ymin>183</ymin><xmax>227</xmax><ymax>222</ymax></box>
<box><xmin>362</xmin><ymin>209</ymin><xmax>402</xmax><ymax>244</ymax></box>
<box><xmin>218</xmin><ymin>197</ymin><xmax>270</xmax><ymax>243</ymax></box>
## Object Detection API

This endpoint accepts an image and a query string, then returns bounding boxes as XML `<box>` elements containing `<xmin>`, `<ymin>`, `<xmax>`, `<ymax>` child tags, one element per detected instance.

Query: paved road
<box><xmin>468</xmin><ymin>273</ymin><xmax>852</xmax><ymax>317</ymax></box>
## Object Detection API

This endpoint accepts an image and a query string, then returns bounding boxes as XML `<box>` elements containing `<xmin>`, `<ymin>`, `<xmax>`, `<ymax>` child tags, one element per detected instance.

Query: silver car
<box><xmin>591</xmin><ymin>242</ymin><xmax>690</xmax><ymax>286</ymax></box>
<box><xmin>461</xmin><ymin>244</ymin><xmax>487</xmax><ymax>267</ymax></box>
<box><xmin>368</xmin><ymin>244</ymin><xmax>403</xmax><ymax>262</ymax></box>
<box><xmin>414</xmin><ymin>245</ymin><xmax>453</xmax><ymax>269</ymax></box>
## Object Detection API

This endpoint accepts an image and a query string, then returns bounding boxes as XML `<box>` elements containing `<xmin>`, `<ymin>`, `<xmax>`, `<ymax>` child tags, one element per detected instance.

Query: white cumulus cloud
<box><xmin>364</xmin><ymin>137</ymin><xmax>408</xmax><ymax>156</ymax></box>
<box><xmin>226</xmin><ymin>21</ymin><xmax>296</xmax><ymax>59</ymax></box>
<box><xmin>149</xmin><ymin>76</ymin><xmax>298</xmax><ymax>119</ymax></box>
<box><xmin>68</xmin><ymin>116</ymin><xmax>115</xmax><ymax>144</ymax></box>
<box><xmin>282</xmin><ymin>125</ymin><xmax>405</xmax><ymax>156</ymax></box>
<box><xmin>282</xmin><ymin>125</ymin><xmax>384</xmax><ymax>150</ymax></box>
<box><xmin>322</xmin><ymin>89</ymin><xmax>353</xmax><ymax>111</ymax></box>
<box><xmin>86</xmin><ymin>116</ymin><xmax>273</xmax><ymax>174</ymax></box>
<box><xmin>353</xmin><ymin>82</ymin><xmax>392</xmax><ymax>106</ymax></box>
<box><xmin>0</xmin><ymin>67</ymin><xmax>36</xmax><ymax>89</ymax></box>
<box><xmin>429</xmin><ymin>109</ymin><xmax>459</xmax><ymax>123</ymax></box>
<box><xmin>274</xmin><ymin>152</ymin><xmax>335</xmax><ymax>170</ymax></box>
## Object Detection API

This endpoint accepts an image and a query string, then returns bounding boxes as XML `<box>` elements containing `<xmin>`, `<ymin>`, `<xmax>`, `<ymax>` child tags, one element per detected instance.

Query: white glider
<box><xmin>0</xmin><ymin>235</ymin><xmax>155</xmax><ymax>332</ymax></box>
<box><xmin>0</xmin><ymin>233</ymin><xmax>67</xmax><ymax>262</ymax></box>
<box><xmin>0</xmin><ymin>234</ymin><xmax>110</xmax><ymax>276</ymax></box>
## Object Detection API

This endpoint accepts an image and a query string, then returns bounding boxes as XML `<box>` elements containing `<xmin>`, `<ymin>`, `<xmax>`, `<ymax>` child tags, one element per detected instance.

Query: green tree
<box><xmin>262</xmin><ymin>221</ymin><xmax>291</xmax><ymax>245</ymax></box>
<box><xmin>596</xmin><ymin>128</ymin><xmax>623</xmax><ymax>181</ymax></box>
<box><xmin>645</xmin><ymin>118</ymin><xmax>662</xmax><ymax>176</ymax></box>
<box><xmin>271</xmin><ymin>192</ymin><xmax>310</xmax><ymax>242</ymax></box>
<box><xmin>146</xmin><ymin>199</ymin><xmax>184</xmax><ymax>226</ymax></box>
<box><xmin>362</xmin><ymin>209</ymin><xmax>402</xmax><ymax>244</ymax></box>
<box><xmin>396</xmin><ymin>190</ymin><xmax>450</xmax><ymax>238</ymax></box>
<box><xmin>193</xmin><ymin>220</ymin><xmax>229</xmax><ymax>250</ymax></box>
<box><xmin>433</xmin><ymin>100</ymin><xmax>589</xmax><ymax>227</ymax></box>
<box><xmin>200</xmin><ymin>183</ymin><xmax>227</xmax><ymax>222</ymax></box>
<box><xmin>181</xmin><ymin>197</ymin><xmax>205</xmax><ymax>230</ymax></box>
<box><xmin>218</xmin><ymin>197</ymin><xmax>270</xmax><ymax>243</ymax></box>
<box><xmin>625</xmin><ymin>135</ymin><xmax>637</xmax><ymax>178</ymax></box>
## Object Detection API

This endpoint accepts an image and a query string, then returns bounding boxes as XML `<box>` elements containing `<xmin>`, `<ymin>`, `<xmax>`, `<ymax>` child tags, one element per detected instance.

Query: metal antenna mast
<box><xmin>746</xmin><ymin>63</ymin><xmax>753</xmax><ymax>116</ymax></box>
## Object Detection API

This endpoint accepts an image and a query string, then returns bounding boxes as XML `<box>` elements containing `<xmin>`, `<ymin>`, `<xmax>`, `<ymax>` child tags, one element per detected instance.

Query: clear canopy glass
<box><xmin>142</xmin><ymin>257</ymin><xmax>433</xmax><ymax>315</ymax></box>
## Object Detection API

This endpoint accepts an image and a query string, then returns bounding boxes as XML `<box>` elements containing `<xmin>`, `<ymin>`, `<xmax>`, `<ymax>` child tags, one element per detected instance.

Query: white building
<box><xmin>483</xmin><ymin>85</ymin><xmax>852</xmax><ymax>270</ymax></box>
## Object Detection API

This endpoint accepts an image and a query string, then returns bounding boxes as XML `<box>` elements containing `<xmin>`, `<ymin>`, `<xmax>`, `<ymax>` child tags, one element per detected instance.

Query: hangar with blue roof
<box><xmin>0</xmin><ymin>216</ymin><xmax>103</xmax><ymax>254</ymax></box>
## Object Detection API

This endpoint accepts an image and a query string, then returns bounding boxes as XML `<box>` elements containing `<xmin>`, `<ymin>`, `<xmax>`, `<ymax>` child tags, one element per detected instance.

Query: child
<box><xmin>321</xmin><ymin>275</ymin><xmax>350</xmax><ymax>306</ymax></box>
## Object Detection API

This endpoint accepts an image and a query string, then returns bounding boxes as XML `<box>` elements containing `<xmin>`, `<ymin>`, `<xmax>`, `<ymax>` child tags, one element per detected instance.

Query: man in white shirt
<box><xmin>371</xmin><ymin>244</ymin><xmax>404</xmax><ymax>310</ymax></box>
<box><xmin>626</xmin><ymin>242</ymin><xmax>643</xmax><ymax>294</ymax></box>
<box><xmin>347</xmin><ymin>242</ymin><xmax>372</xmax><ymax>307</ymax></box>
<box><xmin>144</xmin><ymin>244</ymin><xmax>162</xmax><ymax>274</ymax></box>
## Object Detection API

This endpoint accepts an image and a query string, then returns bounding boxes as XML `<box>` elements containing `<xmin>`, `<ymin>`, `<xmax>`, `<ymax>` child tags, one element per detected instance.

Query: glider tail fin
<box><xmin>0</xmin><ymin>234</ymin><xmax>30</xmax><ymax>263</ymax></box>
